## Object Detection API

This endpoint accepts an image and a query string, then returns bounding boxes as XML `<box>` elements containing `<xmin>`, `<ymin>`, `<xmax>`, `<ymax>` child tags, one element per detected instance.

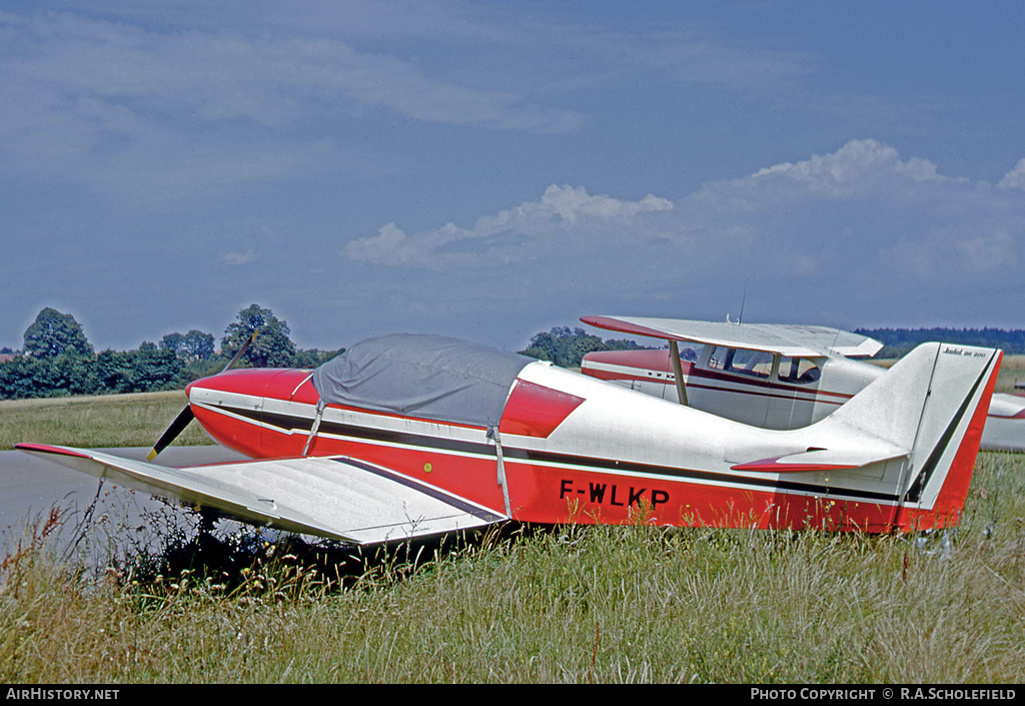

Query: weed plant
<box><xmin>3</xmin><ymin>452</ymin><xmax>1025</xmax><ymax>683</ymax></box>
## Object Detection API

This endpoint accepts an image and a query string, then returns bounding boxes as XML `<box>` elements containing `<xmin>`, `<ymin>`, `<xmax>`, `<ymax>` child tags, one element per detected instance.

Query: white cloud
<box><xmin>0</xmin><ymin>11</ymin><xmax>581</xmax><ymax>198</ymax></box>
<box><xmin>3</xmin><ymin>12</ymin><xmax>579</xmax><ymax>133</ymax></box>
<box><xmin>685</xmin><ymin>141</ymin><xmax>1023</xmax><ymax>282</ymax></box>
<box><xmin>220</xmin><ymin>249</ymin><xmax>255</xmax><ymax>266</ymax></box>
<box><xmin>999</xmin><ymin>159</ymin><xmax>1025</xmax><ymax>190</ymax></box>
<box><xmin>745</xmin><ymin>139</ymin><xmax>949</xmax><ymax>199</ymax></box>
<box><xmin>343</xmin><ymin>141</ymin><xmax>1025</xmax><ymax>331</ymax></box>
<box><xmin>345</xmin><ymin>184</ymin><xmax>674</xmax><ymax>268</ymax></box>
<box><xmin>956</xmin><ymin>231</ymin><xmax>1018</xmax><ymax>272</ymax></box>
<box><xmin>881</xmin><ymin>226</ymin><xmax>1019</xmax><ymax>280</ymax></box>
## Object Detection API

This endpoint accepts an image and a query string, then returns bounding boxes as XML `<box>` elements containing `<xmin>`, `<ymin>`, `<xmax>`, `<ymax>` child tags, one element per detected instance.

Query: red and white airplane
<box><xmin>581</xmin><ymin>315</ymin><xmax>1025</xmax><ymax>453</ymax></box>
<box><xmin>18</xmin><ymin>331</ymin><xmax>1001</xmax><ymax>545</ymax></box>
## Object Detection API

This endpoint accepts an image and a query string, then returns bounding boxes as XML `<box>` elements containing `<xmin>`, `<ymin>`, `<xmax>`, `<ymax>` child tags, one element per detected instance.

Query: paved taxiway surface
<box><xmin>1</xmin><ymin>446</ymin><xmax>246</xmax><ymax>552</ymax></box>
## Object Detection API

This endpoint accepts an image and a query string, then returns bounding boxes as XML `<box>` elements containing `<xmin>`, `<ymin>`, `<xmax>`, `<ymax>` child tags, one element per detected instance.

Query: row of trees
<box><xmin>518</xmin><ymin>326</ymin><xmax>645</xmax><ymax>368</ymax></box>
<box><xmin>0</xmin><ymin>305</ymin><xmax>342</xmax><ymax>400</ymax></box>
<box><xmin>855</xmin><ymin>327</ymin><xmax>1025</xmax><ymax>358</ymax></box>
<box><xmin>7</xmin><ymin>310</ymin><xmax>1023</xmax><ymax>401</ymax></box>
<box><xmin>1</xmin><ymin>309</ymin><xmax>645</xmax><ymax>400</ymax></box>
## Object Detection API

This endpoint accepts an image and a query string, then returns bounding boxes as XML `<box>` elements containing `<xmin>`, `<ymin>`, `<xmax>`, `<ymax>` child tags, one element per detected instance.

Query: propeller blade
<box><xmin>223</xmin><ymin>328</ymin><xmax>260</xmax><ymax>372</ymax></box>
<box><xmin>147</xmin><ymin>328</ymin><xmax>261</xmax><ymax>460</ymax></box>
<box><xmin>147</xmin><ymin>405</ymin><xmax>195</xmax><ymax>461</ymax></box>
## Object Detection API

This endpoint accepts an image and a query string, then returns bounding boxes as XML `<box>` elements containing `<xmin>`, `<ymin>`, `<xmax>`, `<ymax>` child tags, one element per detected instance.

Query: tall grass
<box><xmin>3</xmin><ymin>452</ymin><xmax>1025</xmax><ymax>683</ymax></box>
<box><xmin>995</xmin><ymin>355</ymin><xmax>1025</xmax><ymax>394</ymax></box>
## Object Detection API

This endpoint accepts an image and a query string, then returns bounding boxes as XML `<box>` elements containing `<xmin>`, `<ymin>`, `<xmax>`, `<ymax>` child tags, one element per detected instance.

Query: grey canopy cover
<box><xmin>311</xmin><ymin>334</ymin><xmax>534</xmax><ymax>428</ymax></box>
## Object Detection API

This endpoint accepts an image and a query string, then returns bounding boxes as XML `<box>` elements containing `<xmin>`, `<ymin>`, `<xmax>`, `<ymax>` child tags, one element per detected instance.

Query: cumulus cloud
<box><xmin>999</xmin><ymin>159</ymin><xmax>1025</xmax><ymax>190</ymax></box>
<box><xmin>881</xmin><ymin>226</ymin><xmax>1019</xmax><ymax>280</ymax></box>
<box><xmin>343</xmin><ymin>140</ymin><xmax>1025</xmax><ymax>330</ymax></box>
<box><xmin>349</xmin><ymin>139</ymin><xmax>1016</xmax><ymax>279</ymax></box>
<box><xmin>743</xmin><ymin>139</ymin><xmax>949</xmax><ymax>199</ymax></box>
<box><xmin>345</xmin><ymin>184</ymin><xmax>674</xmax><ymax>268</ymax></box>
<box><xmin>683</xmin><ymin>141</ymin><xmax>1022</xmax><ymax>284</ymax></box>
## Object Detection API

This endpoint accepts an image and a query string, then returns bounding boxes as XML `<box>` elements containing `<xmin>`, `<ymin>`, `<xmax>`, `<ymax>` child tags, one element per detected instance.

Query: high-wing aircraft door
<box><xmin>691</xmin><ymin>346</ymin><xmax>773</xmax><ymax>427</ymax></box>
<box><xmin>765</xmin><ymin>356</ymin><xmax>822</xmax><ymax>429</ymax></box>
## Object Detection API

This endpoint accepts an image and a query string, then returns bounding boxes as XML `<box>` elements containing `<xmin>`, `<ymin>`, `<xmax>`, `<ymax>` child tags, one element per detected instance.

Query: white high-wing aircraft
<box><xmin>580</xmin><ymin>315</ymin><xmax>1024</xmax><ymax>452</ymax></box>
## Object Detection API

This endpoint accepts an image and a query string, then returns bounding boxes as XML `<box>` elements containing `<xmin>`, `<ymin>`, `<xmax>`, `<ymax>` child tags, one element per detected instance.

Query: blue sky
<box><xmin>2</xmin><ymin>2</ymin><xmax>1024</xmax><ymax>352</ymax></box>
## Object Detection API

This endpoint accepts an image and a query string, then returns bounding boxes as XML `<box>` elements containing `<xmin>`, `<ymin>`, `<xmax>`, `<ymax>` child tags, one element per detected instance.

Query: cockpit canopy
<box><xmin>312</xmin><ymin>333</ymin><xmax>533</xmax><ymax>428</ymax></box>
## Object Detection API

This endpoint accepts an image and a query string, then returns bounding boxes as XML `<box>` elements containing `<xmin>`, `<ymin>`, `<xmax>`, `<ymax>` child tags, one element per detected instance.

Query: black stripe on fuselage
<box><xmin>211</xmin><ymin>405</ymin><xmax>900</xmax><ymax>504</ymax></box>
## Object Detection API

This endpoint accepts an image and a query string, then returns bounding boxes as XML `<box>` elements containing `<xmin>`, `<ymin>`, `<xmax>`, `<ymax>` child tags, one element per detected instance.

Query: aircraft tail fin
<box><xmin>820</xmin><ymin>342</ymin><xmax>1002</xmax><ymax>530</ymax></box>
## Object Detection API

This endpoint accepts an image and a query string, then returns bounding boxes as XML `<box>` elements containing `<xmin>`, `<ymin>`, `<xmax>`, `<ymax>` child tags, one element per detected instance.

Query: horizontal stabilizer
<box><xmin>16</xmin><ymin>444</ymin><xmax>506</xmax><ymax>545</ymax></box>
<box><xmin>731</xmin><ymin>445</ymin><xmax>907</xmax><ymax>473</ymax></box>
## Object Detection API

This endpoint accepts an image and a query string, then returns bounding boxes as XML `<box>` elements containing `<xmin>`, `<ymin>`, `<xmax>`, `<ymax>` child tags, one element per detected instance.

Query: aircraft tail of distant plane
<box><xmin>816</xmin><ymin>342</ymin><xmax>1001</xmax><ymax>530</ymax></box>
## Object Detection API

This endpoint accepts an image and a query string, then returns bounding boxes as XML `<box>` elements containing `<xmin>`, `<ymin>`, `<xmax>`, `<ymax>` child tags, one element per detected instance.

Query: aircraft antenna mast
<box><xmin>738</xmin><ymin>280</ymin><xmax>748</xmax><ymax>325</ymax></box>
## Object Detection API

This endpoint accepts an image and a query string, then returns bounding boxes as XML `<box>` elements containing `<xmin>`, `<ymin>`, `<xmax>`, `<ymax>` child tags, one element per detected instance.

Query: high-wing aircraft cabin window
<box><xmin>727</xmin><ymin>348</ymin><xmax>773</xmax><ymax>378</ymax></box>
<box><xmin>778</xmin><ymin>356</ymin><xmax>821</xmax><ymax>384</ymax></box>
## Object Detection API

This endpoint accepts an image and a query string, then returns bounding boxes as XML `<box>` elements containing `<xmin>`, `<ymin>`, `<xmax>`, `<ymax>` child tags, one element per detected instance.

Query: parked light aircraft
<box><xmin>580</xmin><ymin>315</ymin><xmax>1024</xmax><ymax>452</ymax></box>
<box><xmin>18</xmin><ymin>330</ymin><xmax>1001</xmax><ymax>545</ymax></box>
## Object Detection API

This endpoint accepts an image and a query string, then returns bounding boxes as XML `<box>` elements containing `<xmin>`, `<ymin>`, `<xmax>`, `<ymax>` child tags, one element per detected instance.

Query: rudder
<box><xmin>817</xmin><ymin>342</ymin><xmax>1001</xmax><ymax>531</ymax></box>
<box><xmin>897</xmin><ymin>344</ymin><xmax>1002</xmax><ymax>530</ymax></box>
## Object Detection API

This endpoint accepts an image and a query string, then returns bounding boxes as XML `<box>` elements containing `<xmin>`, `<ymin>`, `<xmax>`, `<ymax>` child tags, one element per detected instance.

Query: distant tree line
<box><xmin>0</xmin><ymin>304</ymin><xmax>342</xmax><ymax>400</ymax></box>
<box><xmin>519</xmin><ymin>326</ymin><xmax>645</xmax><ymax>368</ymax></box>
<box><xmin>854</xmin><ymin>327</ymin><xmax>1025</xmax><ymax>358</ymax></box>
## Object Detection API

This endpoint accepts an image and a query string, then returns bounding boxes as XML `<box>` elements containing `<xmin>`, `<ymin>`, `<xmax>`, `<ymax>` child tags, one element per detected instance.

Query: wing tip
<box><xmin>15</xmin><ymin>442</ymin><xmax>91</xmax><ymax>459</ymax></box>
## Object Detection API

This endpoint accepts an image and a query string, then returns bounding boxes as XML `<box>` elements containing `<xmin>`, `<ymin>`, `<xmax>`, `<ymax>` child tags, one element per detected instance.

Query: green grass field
<box><xmin>995</xmin><ymin>354</ymin><xmax>1025</xmax><ymax>394</ymax></box>
<box><xmin>0</xmin><ymin>390</ymin><xmax>213</xmax><ymax>451</ymax></box>
<box><xmin>3</xmin><ymin>389</ymin><xmax>1025</xmax><ymax>682</ymax></box>
<box><xmin>3</xmin><ymin>454</ymin><xmax>1025</xmax><ymax>683</ymax></box>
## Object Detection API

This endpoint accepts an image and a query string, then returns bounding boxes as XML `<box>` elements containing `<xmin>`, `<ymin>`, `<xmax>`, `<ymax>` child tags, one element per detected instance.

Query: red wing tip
<box><xmin>581</xmin><ymin>315</ymin><xmax>678</xmax><ymax>341</ymax></box>
<box><xmin>14</xmin><ymin>443</ymin><xmax>91</xmax><ymax>459</ymax></box>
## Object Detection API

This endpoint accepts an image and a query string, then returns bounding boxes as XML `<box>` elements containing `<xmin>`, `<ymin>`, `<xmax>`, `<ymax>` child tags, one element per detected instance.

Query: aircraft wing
<box><xmin>15</xmin><ymin>444</ymin><xmax>507</xmax><ymax>545</ymax></box>
<box><xmin>581</xmin><ymin>315</ymin><xmax>883</xmax><ymax>358</ymax></box>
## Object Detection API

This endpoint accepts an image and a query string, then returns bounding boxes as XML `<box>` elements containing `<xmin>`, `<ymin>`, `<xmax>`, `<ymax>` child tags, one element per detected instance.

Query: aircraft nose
<box><xmin>183</xmin><ymin>368</ymin><xmax>286</xmax><ymax>458</ymax></box>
